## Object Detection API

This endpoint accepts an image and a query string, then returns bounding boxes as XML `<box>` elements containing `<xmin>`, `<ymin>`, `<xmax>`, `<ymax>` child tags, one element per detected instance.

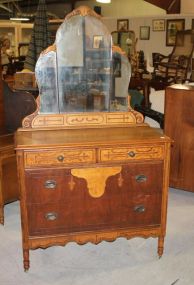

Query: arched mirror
<box><xmin>35</xmin><ymin>8</ymin><xmax>131</xmax><ymax>115</ymax></box>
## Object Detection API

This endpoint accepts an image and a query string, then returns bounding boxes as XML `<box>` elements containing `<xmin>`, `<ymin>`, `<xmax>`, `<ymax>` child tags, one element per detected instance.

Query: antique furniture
<box><xmin>164</xmin><ymin>84</ymin><xmax>194</xmax><ymax>192</ymax></box>
<box><xmin>0</xmin><ymin>49</ymin><xmax>36</xmax><ymax>225</ymax></box>
<box><xmin>0</xmin><ymin>52</ymin><xmax>19</xmax><ymax>225</ymax></box>
<box><xmin>152</xmin><ymin>30</ymin><xmax>194</xmax><ymax>88</ymax></box>
<box><xmin>136</xmin><ymin>30</ymin><xmax>194</xmax><ymax>129</ymax></box>
<box><xmin>15</xmin><ymin>6</ymin><xmax>171</xmax><ymax>271</ymax></box>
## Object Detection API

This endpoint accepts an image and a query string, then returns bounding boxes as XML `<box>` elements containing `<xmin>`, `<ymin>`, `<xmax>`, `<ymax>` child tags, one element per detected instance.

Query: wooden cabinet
<box><xmin>0</xmin><ymin>56</ymin><xmax>19</xmax><ymax>224</ymax></box>
<box><xmin>164</xmin><ymin>84</ymin><xmax>194</xmax><ymax>192</ymax></box>
<box><xmin>0</xmin><ymin>135</ymin><xmax>19</xmax><ymax>224</ymax></box>
<box><xmin>0</xmin><ymin>21</ymin><xmax>33</xmax><ymax>57</ymax></box>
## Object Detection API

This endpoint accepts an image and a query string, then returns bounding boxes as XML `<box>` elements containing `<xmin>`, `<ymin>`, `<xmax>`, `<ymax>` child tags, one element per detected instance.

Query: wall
<box><xmin>76</xmin><ymin>0</ymin><xmax>165</xmax><ymax>17</ymax></box>
<box><xmin>181</xmin><ymin>0</ymin><xmax>194</xmax><ymax>14</ymax></box>
<box><xmin>102</xmin><ymin>14</ymin><xmax>194</xmax><ymax>68</ymax></box>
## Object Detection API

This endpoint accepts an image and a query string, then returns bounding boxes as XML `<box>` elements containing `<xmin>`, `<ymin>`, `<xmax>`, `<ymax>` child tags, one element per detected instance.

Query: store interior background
<box><xmin>1</xmin><ymin>0</ymin><xmax>194</xmax><ymax>81</ymax></box>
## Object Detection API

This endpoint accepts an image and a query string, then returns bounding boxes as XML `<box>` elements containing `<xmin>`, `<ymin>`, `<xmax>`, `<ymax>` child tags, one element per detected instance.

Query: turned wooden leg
<box><xmin>23</xmin><ymin>249</ymin><xmax>30</xmax><ymax>272</ymax></box>
<box><xmin>158</xmin><ymin>236</ymin><xmax>164</xmax><ymax>258</ymax></box>
<box><xmin>0</xmin><ymin>206</ymin><xmax>4</xmax><ymax>225</ymax></box>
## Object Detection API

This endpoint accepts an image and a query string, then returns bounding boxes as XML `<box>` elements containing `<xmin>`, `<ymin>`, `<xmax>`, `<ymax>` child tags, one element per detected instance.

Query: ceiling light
<box><xmin>10</xmin><ymin>17</ymin><xmax>30</xmax><ymax>21</ymax></box>
<box><xmin>96</xmin><ymin>0</ymin><xmax>111</xmax><ymax>3</ymax></box>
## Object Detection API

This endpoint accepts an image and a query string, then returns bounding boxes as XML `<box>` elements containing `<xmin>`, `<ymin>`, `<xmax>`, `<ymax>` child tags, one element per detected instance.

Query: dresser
<box><xmin>15</xmin><ymin>6</ymin><xmax>171</xmax><ymax>271</ymax></box>
<box><xmin>164</xmin><ymin>84</ymin><xmax>194</xmax><ymax>192</ymax></box>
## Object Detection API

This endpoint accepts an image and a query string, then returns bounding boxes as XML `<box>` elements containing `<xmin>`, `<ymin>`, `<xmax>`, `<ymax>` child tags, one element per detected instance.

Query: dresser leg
<box><xmin>23</xmin><ymin>249</ymin><xmax>30</xmax><ymax>271</ymax></box>
<box><xmin>158</xmin><ymin>236</ymin><xmax>164</xmax><ymax>257</ymax></box>
<box><xmin>0</xmin><ymin>206</ymin><xmax>4</xmax><ymax>225</ymax></box>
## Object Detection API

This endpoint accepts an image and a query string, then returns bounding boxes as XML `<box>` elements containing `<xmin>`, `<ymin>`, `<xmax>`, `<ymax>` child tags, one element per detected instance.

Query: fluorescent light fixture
<box><xmin>96</xmin><ymin>0</ymin><xmax>111</xmax><ymax>3</ymax></box>
<box><xmin>10</xmin><ymin>17</ymin><xmax>30</xmax><ymax>21</ymax></box>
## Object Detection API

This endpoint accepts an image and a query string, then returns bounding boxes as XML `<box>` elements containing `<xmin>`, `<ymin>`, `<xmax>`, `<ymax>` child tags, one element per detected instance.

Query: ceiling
<box><xmin>0</xmin><ymin>0</ymin><xmax>180</xmax><ymax>21</ymax></box>
<box><xmin>0</xmin><ymin>0</ymin><xmax>88</xmax><ymax>20</ymax></box>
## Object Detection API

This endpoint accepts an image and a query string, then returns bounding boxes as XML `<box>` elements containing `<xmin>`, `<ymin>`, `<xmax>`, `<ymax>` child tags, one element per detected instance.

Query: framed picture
<box><xmin>152</xmin><ymin>19</ymin><xmax>165</xmax><ymax>31</ymax></box>
<box><xmin>140</xmin><ymin>26</ymin><xmax>150</xmax><ymax>40</ymax></box>
<box><xmin>192</xmin><ymin>19</ymin><xmax>194</xmax><ymax>29</ymax></box>
<box><xmin>93</xmin><ymin>35</ymin><xmax>103</xmax><ymax>49</ymax></box>
<box><xmin>117</xmin><ymin>19</ymin><xmax>129</xmax><ymax>31</ymax></box>
<box><xmin>166</xmin><ymin>19</ymin><xmax>185</xmax><ymax>46</ymax></box>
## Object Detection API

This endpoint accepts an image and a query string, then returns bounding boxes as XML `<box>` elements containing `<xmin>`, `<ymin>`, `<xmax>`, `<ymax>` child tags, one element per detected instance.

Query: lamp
<box><xmin>10</xmin><ymin>17</ymin><xmax>30</xmax><ymax>21</ymax></box>
<box><xmin>96</xmin><ymin>0</ymin><xmax>111</xmax><ymax>3</ymax></box>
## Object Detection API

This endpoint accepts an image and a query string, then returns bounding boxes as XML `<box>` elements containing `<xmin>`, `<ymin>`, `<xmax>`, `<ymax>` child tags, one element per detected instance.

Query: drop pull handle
<box><xmin>44</xmin><ymin>180</ymin><xmax>57</xmax><ymax>189</ymax></box>
<box><xmin>128</xmin><ymin>151</ymin><xmax>135</xmax><ymax>158</ymax></box>
<box><xmin>135</xmin><ymin>174</ymin><xmax>147</xmax><ymax>183</ymax></box>
<box><xmin>134</xmin><ymin>205</ymin><xmax>145</xmax><ymax>213</ymax></box>
<box><xmin>45</xmin><ymin>212</ymin><xmax>58</xmax><ymax>221</ymax></box>
<box><xmin>57</xmin><ymin>155</ymin><xmax>64</xmax><ymax>162</ymax></box>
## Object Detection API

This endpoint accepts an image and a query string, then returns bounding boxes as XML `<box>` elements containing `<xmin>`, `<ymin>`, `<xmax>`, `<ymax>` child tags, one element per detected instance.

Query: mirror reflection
<box><xmin>35</xmin><ymin>7</ymin><xmax>131</xmax><ymax>114</ymax></box>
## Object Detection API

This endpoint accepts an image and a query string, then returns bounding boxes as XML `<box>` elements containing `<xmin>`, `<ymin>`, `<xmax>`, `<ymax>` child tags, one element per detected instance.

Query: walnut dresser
<box><xmin>15</xmin><ymin>6</ymin><xmax>171</xmax><ymax>271</ymax></box>
<box><xmin>15</xmin><ymin>113</ymin><xmax>171</xmax><ymax>271</ymax></box>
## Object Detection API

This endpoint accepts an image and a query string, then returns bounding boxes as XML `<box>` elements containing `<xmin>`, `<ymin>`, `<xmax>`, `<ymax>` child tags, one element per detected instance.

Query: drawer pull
<box><xmin>57</xmin><ymin>155</ymin><xmax>64</xmax><ymax>162</ymax></box>
<box><xmin>45</xmin><ymin>212</ymin><xmax>58</xmax><ymax>221</ymax></box>
<box><xmin>128</xmin><ymin>151</ymin><xmax>135</xmax><ymax>158</ymax></box>
<box><xmin>44</xmin><ymin>180</ymin><xmax>57</xmax><ymax>189</ymax></box>
<box><xmin>135</xmin><ymin>174</ymin><xmax>147</xmax><ymax>183</ymax></box>
<box><xmin>134</xmin><ymin>205</ymin><xmax>145</xmax><ymax>213</ymax></box>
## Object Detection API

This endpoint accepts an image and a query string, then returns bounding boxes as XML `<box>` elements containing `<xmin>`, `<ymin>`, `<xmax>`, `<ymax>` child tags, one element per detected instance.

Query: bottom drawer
<box><xmin>27</xmin><ymin>193</ymin><xmax>161</xmax><ymax>236</ymax></box>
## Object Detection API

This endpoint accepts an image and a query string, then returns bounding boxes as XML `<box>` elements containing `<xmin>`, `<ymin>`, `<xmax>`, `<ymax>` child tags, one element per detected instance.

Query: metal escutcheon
<box><xmin>44</xmin><ymin>180</ymin><xmax>57</xmax><ymax>189</ymax></box>
<box><xmin>134</xmin><ymin>205</ymin><xmax>145</xmax><ymax>213</ymax></box>
<box><xmin>135</xmin><ymin>174</ymin><xmax>147</xmax><ymax>183</ymax></box>
<box><xmin>45</xmin><ymin>212</ymin><xmax>58</xmax><ymax>221</ymax></box>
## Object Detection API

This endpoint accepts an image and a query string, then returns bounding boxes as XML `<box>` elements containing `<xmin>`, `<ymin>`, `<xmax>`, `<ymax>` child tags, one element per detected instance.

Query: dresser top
<box><xmin>15</xmin><ymin>126</ymin><xmax>170</xmax><ymax>150</ymax></box>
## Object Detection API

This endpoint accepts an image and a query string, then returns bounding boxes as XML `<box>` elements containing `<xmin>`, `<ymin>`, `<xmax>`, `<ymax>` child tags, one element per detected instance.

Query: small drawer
<box><xmin>24</xmin><ymin>148</ymin><xmax>96</xmax><ymax>167</ymax></box>
<box><xmin>98</xmin><ymin>145</ymin><xmax>164</xmax><ymax>162</ymax></box>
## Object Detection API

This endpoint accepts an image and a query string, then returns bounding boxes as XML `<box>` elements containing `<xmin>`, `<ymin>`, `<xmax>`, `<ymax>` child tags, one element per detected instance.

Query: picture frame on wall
<box><xmin>140</xmin><ymin>26</ymin><xmax>150</xmax><ymax>40</ymax></box>
<box><xmin>192</xmin><ymin>19</ymin><xmax>194</xmax><ymax>29</ymax></box>
<box><xmin>152</xmin><ymin>19</ymin><xmax>165</xmax><ymax>31</ymax></box>
<box><xmin>93</xmin><ymin>35</ymin><xmax>103</xmax><ymax>49</ymax></box>
<box><xmin>166</xmin><ymin>19</ymin><xmax>185</xmax><ymax>46</ymax></box>
<box><xmin>117</xmin><ymin>19</ymin><xmax>129</xmax><ymax>31</ymax></box>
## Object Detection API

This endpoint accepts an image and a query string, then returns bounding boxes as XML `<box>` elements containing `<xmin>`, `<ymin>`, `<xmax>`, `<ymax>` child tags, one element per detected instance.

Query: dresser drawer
<box><xmin>98</xmin><ymin>145</ymin><xmax>164</xmax><ymax>162</ymax></box>
<box><xmin>24</xmin><ymin>148</ymin><xmax>96</xmax><ymax>167</ymax></box>
<box><xmin>27</xmin><ymin>192</ymin><xmax>161</xmax><ymax>236</ymax></box>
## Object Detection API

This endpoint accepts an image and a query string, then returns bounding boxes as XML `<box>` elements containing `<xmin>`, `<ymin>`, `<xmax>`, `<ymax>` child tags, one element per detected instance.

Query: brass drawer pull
<box><xmin>45</xmin><ymin>212</ymin><xmax>58</xmax><ymax>221</ymax></box>
<box><xmin>57</xmin><ymin>155</ymin><xmax>64</xmax><ymax>162</ymax></box>
<box><xmin>134</xmin><ymin>205</ymin><xmax>145</xmax><ymax>213</ymax></box>
<box><xmin>128</xmin><ymin>151</ymin><xmax>135</xmax><ymax>157</ymax></box>
<box><xmin>135</xmin><ymin>174</ymin><xmax>147</xmax><ymax>183</ymax></box>
<box><xmin>44</xmin><ymin>180</ymin><xmax>57</xmax><ymax>189</ymax></box>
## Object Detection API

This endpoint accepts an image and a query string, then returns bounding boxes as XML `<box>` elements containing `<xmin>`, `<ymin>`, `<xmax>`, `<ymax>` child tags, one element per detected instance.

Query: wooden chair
<box><xmin>151</xmin><ymin>30</ymin><xmax>194</xmax><ymax>88</ymax></box>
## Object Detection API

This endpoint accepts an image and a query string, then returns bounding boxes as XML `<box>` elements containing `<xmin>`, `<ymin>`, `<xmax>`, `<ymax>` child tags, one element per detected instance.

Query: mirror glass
<box><xmin>35</xmin><ymin>8</ymin><xmax>131</xmax><ymax>114</ymax></box>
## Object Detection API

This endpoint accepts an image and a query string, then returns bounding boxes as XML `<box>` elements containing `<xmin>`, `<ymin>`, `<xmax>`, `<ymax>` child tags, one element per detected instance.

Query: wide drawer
<box><xmin>25</xmin><ymin>162</ymin><xmax>163</xmax><ymax>203</ymax></box>
<box><xmin>27</xmin><ymin>193</ymin><xmax>162</xmax><ymax>236</ymax></box>
<box><xmin>24</xmin><ymin>148</ymin><xmax>96</xmax><ymax>167</ymax></box>
<box><xmin>99</xmin><ymin>145</ymin><xmax>164</xmax><ymax>162</ymax></box>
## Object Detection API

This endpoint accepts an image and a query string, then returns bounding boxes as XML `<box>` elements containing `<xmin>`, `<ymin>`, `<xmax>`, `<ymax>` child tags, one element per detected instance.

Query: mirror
<box><xmin>35</xmin><ymin>7</ymin><xmax>131</xmax><ymax>114</ymax></box>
